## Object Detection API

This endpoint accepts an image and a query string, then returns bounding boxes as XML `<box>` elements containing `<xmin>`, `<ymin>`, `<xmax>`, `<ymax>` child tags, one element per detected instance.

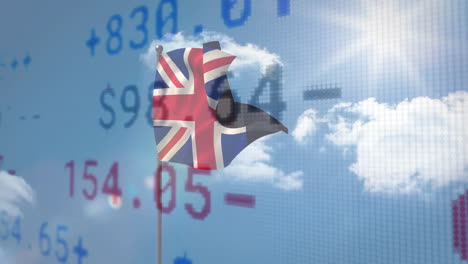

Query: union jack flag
<box><xmin>153</xmin><ymin>41</ymin><xmax>287</xmax><ymax>170</ymax></box>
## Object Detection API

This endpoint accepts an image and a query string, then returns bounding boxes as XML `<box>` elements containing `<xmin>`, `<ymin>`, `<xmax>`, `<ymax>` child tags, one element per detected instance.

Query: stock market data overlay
<box><xmin>1</xmin><ymin>0</ymin><xmax>468</xmax><ymax>263</ymax></box>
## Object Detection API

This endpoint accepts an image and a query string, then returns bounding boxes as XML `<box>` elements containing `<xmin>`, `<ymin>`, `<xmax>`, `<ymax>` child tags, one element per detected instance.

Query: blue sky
<box><xmin>0</xmin><ymin>0</ymin><xmax>467</xmax><ymax>263</ymax></box>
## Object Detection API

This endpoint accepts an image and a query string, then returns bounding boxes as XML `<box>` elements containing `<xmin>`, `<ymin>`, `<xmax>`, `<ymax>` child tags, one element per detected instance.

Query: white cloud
<box><xmin>292</xmin><ymin>109</ymin><xmax>321</xmax><ymax>143</ymax></box>
<box><xmin>0</xmin><ymin>171</ymin><xmax>35</xmax><ymax>216</ymax></box>
<box><xmin>324</xmin><ymin>91</ymin><xmax>468</xmax><ymax>194</ymax></box>
<box><xmin>220</xmin><ymin>138</ymin><xmax>304</xmax><ymax>191</ymax></box>
<box><xmin>141</xmin><ymin>32</ymin><xmax>282</xmax><ymax>74</ymax></box>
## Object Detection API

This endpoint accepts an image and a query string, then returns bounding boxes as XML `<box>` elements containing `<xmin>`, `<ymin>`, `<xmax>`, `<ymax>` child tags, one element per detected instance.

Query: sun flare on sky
<box><xmin>321</xmin><ymin>0</ymin><xmax>441</xmax><ymax>87</ymax></box>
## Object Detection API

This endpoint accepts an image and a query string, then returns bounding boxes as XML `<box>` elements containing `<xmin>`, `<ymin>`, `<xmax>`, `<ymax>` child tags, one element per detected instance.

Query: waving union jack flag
<box><xmin>153</xmin><ymin>41</ymin><xmax>287</xmax><ymax>170</ymax></box>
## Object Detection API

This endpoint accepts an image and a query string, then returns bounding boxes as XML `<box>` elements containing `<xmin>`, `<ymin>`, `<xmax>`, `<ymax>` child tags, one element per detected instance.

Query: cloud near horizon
<box><xmin>292</xmin><ymin>109</ymin><xmax>322</xmax><ymax>144</ymax></box>
<box><xmin>0</xmin><ymin>171</ymin><xmax>36</xmax><ymax>263</ymax></box>
<box><xmin>0</xmin><ymin>171</ymin><xmax>35</xmax><ymax>216</ymax></box>
<box><xmin>219</xmin><ymin>138</ymin><xmax>304</xmax><ymax>191</ymax></box>
<box><xmin>293</xmin><ymin>91</ymin><xmax>468</xmax><ymax>194</ymax></box>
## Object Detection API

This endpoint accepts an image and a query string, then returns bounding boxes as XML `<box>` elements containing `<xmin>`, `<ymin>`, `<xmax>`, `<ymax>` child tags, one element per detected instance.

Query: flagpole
<box><xmin>155</xmin><ymin>44</ymin><xmax>163</xmax><ymax>264</ymax></box>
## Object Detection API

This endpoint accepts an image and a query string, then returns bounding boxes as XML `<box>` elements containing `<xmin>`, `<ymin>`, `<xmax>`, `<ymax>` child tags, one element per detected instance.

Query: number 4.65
<box><xmin>65</xmin><ymin>160</ymin><xmax>121</xmax><ymax>200</ymax></box>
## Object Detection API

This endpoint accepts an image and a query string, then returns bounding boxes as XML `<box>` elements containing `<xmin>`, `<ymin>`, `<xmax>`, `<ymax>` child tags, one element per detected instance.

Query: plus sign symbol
<box><xmin>86</xmin><ymin>28</ymin><xmax>100</xmax><ymax>56</ymax></box>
